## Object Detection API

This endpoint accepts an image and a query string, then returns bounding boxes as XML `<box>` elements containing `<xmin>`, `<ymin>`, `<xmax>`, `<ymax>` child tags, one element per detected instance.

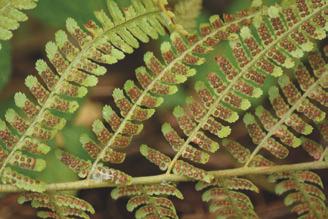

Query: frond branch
<box><xmin>0</xmin><ymin>160</ymin><xmax>327</xmax><ymax>193</ymax></box>
<box><xmin>244</xmin><ymin>68</ymin><xmax>328</xmax><ymax>166</ymax></box>
<box><xmin>87</xmin><ymin>10</ymin><xmax>262</xmax><ymax>179</ymax></box>
<box><xmin>165</xmin><ymin>3</ymin><xmax>328</xmax><ymax>175</ymax></box>
<box><xmin>0</xmin><ymin>4</ymin><xmax>165</xmax><ymax>178</ymax></box>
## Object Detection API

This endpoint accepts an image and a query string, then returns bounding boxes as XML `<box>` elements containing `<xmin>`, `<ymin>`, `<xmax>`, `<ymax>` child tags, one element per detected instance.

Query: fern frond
<box><xmin>111</xmin><ymin>183</ymin><xmax>182</xmax><ymax>219</ymax></box>
<box><xmin>155</xmin><ymin>1</ymin><xmax>328</xmax><ymax>180</ymax></box>
<box><xmin>243</xmin><ymin>47</ymin><xmax>328</xmax><ymax>166</ymax></box>
<box><xmin>0</xmin><ymin>0</ymin><xmax>170</xmax><ymax>192</ymax></box>
<box><xmin>269</xmin><ymin>171</ymin><xmax>328</xmax><ymax>219</ymax></box>
<box><xmin>18</xmin><ymin>192</ymin><xmax>95</xmax><ymax>219</ymax></box>
<box><xmin>173</xmin><ymin>0</ymin><xmax>202</xmax><ymax>33</ymax></box>
<box><xmin>195</xmin><ymin>177</ymin><xmax>259</xmax><ymax>219</ymax></box>
<box><xmin>71</xmin><ymin>7</ymin><xmax>262</xmax><ymax>180</ymax></box>
<box><xmin>0</xmin><ymin>0</ymin><xmax>38</xmax><ymax>48</ymax></box>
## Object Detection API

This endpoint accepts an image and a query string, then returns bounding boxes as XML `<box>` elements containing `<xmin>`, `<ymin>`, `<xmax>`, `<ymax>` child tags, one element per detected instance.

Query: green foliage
<box><xmin>111</xmin><ymin>184</ymin><xmax>182</xmax><ymax>219</ymax></box>
<box><xmin>142</xmin><ymin>0</ymin><xmax>328</xmax><ymax>180</ymax></box>
<box><xmin>269</xmin><ymin>171</ymin><xmax>328</xmax><ymax>218</ymax></box>
<box><xmin>0</xmin><ymin>0</ymin><xmax>327</xmax><ymax>219</ymax></box>
<box><xmin>0</xmin><ymin>0</ymin><xmax>170</xmax><ymax>192</ymax></box>
<box><xmin>173</xmin><ymin>0</ymin><xmax>202</xmax><ymax>33</ymax></box>
<box><xmin>18</xmin><ymin>192</ymin><xmax>95</xmax><ymax>218</ymax></box>
<box><xmin>0</xmin><ymin>42</ymin><xmax>11</xmax><ymax>91</ymax></box>
<box><xmin>0</xmin><ymin>0</ymin><xmax>38</xmax><ymax>47</ymax></box>
<box><xmin>58</xmin><ymin>5</ymin><xmax>259</xmax><ymax>185</ymax></box>
<box><xmin>31</xmin><ymin>0</ymin><xmax>106</xmax><ymax>27</ymax></box>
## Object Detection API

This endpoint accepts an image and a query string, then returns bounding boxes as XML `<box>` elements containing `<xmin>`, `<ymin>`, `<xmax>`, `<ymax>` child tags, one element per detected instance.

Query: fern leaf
<box><xmin>0</xmin><ymin>0</ymin><xmax>38</xmax><ymax>48</ymax></box>
<box><xmin>269</xmin><ymin>171</ymin><xmax>328</xmax><ymax>219</ymax></box>
<box><xmin>111</xmin><ymin>184</ymin><xmax>182</xmax><ymax>219</ymax></box>
<box><xmin>18</xmin><ymin>192</ymin><xmax>95</xmax><ymax>219</ymax></box>
<box><xmin>0</xmin><ymin>0</ymin><xmax>170</xmax><ymax>191</ymax></box>
<box><xmin>55</xmin><ymin>149</ymin><xmax>132</xmax><ymax>185</ymax></box>
<box><xmin>74</xmin><ymin>7</ymin><xmax>262</xmax><ymax>180</ymax></box>
<box><xmin>243</xmin><ymin>47</ymin><xmax>328</xmax><ymax>166</ymax></box>
<box><xmin>173</xmin><ymin>0</ymin><xmax>202</xmax><ymax>33</ymax></box>
<box><xmin>195</xmin><ymin>177</ymin><xmax>259</xmax><ymax>219</ymax></box>
<box><xmin>150</xmin><ymin>1</ymin><xmax>328</xmax><ymax>181</ymax></box>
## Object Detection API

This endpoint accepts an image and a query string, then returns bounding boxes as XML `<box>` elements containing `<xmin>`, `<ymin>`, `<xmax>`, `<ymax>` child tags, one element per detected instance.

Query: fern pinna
<box><xmin>216</xmin><ymin>44</ymin><xmax>328</xmax><ymax>218</ymax></box>
<box><xmin>142</xmin><ymin>0</ymin><xmax>327</xmax><ymax>184</ymax></box>
<box><xmin>56</xmin><ymin>4</ymin><xmax>262</xmax><ymax>185</ymax></box>
<box><xmin>111</xmin><ymin>184</ymin><xmax>183</xmax><ymax>219</ymax></box>
<box><xmin>138</xmin><ymin>1</ymin><xmax>328</xmax><ymax>218</ymax></box>
<box><xmin>0</xmin><ymin>0</ymin><xmax>170</xmax><ymax>192</ymax></box>
<box><xmin>18</xmin><ymin>192</ymin><xmax>95</xmax><ymax>219</ymax></box>
<box><xmin>0</xmin><ymin>0</ymin><xmax>38</xmax><ymax>49</ymax></box>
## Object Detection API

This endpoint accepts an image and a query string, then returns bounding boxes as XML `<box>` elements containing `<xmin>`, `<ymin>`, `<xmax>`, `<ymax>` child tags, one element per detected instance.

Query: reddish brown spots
<box><xmin>83</xmin><ymin>141</ymin><xmax>101</xmax><ymax>159</ymax></box>
<box><xmin>215</xmin><ymin>56</ymin><xmax>238</xmax><ymax>81</ymax></box>
<box><xmin>257</xmin><ymin>59</ymin><xmax>274</xmax><ymax>75</ymax></box>
<box><xmin>257</xmin><ymin>23</ymin><xmax>273</xmax><ymax>45</ymax></box>
<box><xmin>103</xmin><ymin>148</ymin><xmax>125</xmax><ymax>163</ymax></box>
<box><xmin>203</xmin><ymin>117</ymin><xmax>223</xmax><ymax>136</ymax></box>
<box><xmin>197</xmin><ymin>87</ymin><xmax>214</xmax><ymax>108</ymax></box>
<box><xmin>210</xmin><ymin>16</ymin><xmax>223</xmax><ymax>29</ymax></box>
<box><xmin>59</xmin><ymin>151</ymin><xmax>91</xmax><ymax>177</ymax></box>
<box><xmin>51</xmin><ymin>97</ymin><xmax>69</xmax><ymax>112</ymax></box>
<box><xmin>112</xmin><ymin>135</ymin><xmax>131</xmax><ymax>148</ymax></box>
<box><xmin>232</xmin><ymin>43</ymin><xmax>250</xmax><ymax>67</ymax></box>
<box><xmin>187</xmin><ymin>100</ymin><xmax>206</xmax><ymax>121</ymax></box>
<box><xmin>224</xmin><ymin>92</ymin><xmax>242</xmax><ymax>108</ymax></box>
<box><xmin>263</xmin><ymin>138</ymin><xmax>288</xmax><ymax>159</ymax></box>
<box><xmin>283</xmin><ymin>8</ymin><xmax>298</xmax><ymax>27</ymax></box>
<box><xmin>244</xmin><ymin>70</ymin><xmax>265</xmax><ymax>86</ymax></box>
<box><xmin>31</xmin><ymin>84</ymin><xmax>49</xmax><ymax>104</ymax></box>
<box><xmin>281</xmin><ymin>83</ymin><xmax>301</xmax><ymax>105</ymax></box>
<box><xmin>290</xmin><ymin>30</ymin><xmax>307</xmax><ymax>45</ymax></box>
<box><xmin>279</xmin><ymin>39</ymin><xmax>297</xmax><ymax>53</ymax></box>
<box><xmin>208</xmin><ymin>72</ymin><xmax>227</xmax><ymax>93</ymax></box>
<box><xmin>302</xmin><ymin>139</ymin><xmax>323</xmax><ymax>160</ymax></box>
<box><xmin>96</xmin><ymin>128</ymin><xmax>112</xmax><ymax>145</ymax></box>
<box><xmin>144</xmin><ymin>147</ymin><xmax>170</xmax><ymax>170</ymax></box>
<box><xmin>244</xmin><ymin>37</ymin><xmax>261</xmax><ymax>57</ymax></box>
<box><xmin>267</xmin><ymin>48</ymin><xmax>286</xmax><ymax>65</ymax></box>
<box><xmin>191</xmin><ymin>132</ymin><xmax>214</xmax><ymax>152</ymax></box>
<box><xmin>234</xmin><ymin>80</ymin><xmax>254</xmax><ymax>96</ymax></box>
<box><xmin>296</xmin><ymin>0</ymin><xmax>310</xmax><ymax>17</ymax></box>
<box><xmin>214</xmin><ymin>105</ymin><xmax>233</xmax><ymax>121</ymax></box>
<box><xmin>199</xmin><ymin>24</ymin><xmax>212</xmax><ymax>36</ymax></box>
<box><xmin>271</xmin><ymin>17</ymin><xmax>286</xmax><ymax>36</ymax></box>
<box><xmin>173</xmin><ymin>160</ymin><xmax>208</xmax><ymax>181</ymax></box>
<box><xmin>147</xmin><ymin>56</ymin><xmax>163</xmax><ymax>76</ymax></box>
<box><xmin>172</xmin><ymin>36</ymin><xmax>187</xmax><ymax>53</ymax></box>
<box><xmin>164</xmin><ymin>130</ymin><xmax>184</xmax><ymax>151</ymax></box>
<box><xmin>223</xmin><ymin>140</ymin><xmax>250</xmax><ymax>163</ymax></box>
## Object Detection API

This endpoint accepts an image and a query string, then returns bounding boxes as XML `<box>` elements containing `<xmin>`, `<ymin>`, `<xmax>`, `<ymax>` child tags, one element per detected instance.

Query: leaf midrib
<box><xmin>86</xmin><ymin>11</ymin><xmax>263</xmax><ymax>179</ymax></box>
<box><xmin>0</xmin><ymin>7</ymin><xmax>162</xmax><ymax>178</ymax></box>
<box><xmin>244</xmin><ymin>69</ymin><xmax>328</xmax><ymax>166</ymax></box>
<box><xmin>165</xmin><ymin>4</ymin><xmax>328</xmax><ymax>174</ymax></box>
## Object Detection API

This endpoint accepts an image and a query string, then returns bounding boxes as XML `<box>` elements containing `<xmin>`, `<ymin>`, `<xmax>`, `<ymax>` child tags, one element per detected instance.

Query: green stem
<box><xmin>0</xmin><ymin>160</ymin><xmax>327</xmax><ymax>193</ymax></box>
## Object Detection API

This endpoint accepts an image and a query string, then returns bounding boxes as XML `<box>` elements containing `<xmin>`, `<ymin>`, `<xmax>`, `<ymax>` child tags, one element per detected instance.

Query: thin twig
<box><xmin>0</xmin><ymin>160</ymin><xmax>327</xmax><ymax>193</ymax></box>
